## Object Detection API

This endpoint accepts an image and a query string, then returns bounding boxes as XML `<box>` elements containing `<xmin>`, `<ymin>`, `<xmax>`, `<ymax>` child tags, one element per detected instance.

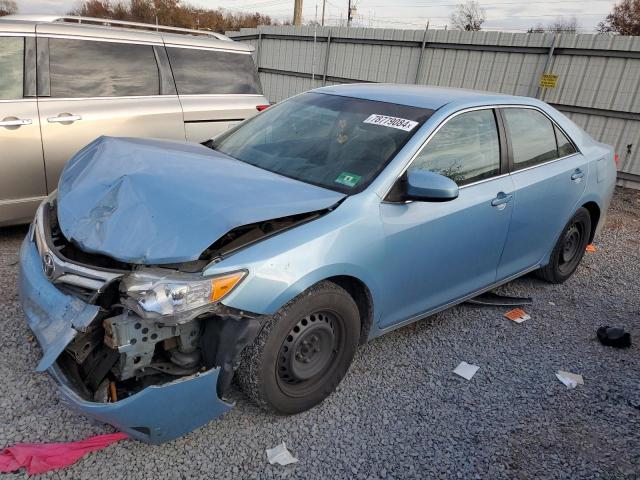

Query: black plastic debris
<box><xmin>597</xmin><ymin>326</ymin><xmax>632</xmax><ymax>348</ymax></box>
<box><xmin>466</xmin><ymin>291</ymin><xmax>533</xmax><ymax>307</ymax></box>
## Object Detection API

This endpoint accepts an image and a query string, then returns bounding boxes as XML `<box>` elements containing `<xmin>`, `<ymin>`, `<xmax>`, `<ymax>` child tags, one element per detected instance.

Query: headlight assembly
<box><xmin>121</xmin><ymin>269</ymin><xmax>246</xmax><ymax>318</ymax></box>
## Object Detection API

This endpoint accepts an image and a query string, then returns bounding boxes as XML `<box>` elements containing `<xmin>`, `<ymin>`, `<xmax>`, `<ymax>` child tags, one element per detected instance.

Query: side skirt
<box><xmin>375</xmin><ymin>264</ymin><xmax>541</xmax><ymax>337</ymax></box>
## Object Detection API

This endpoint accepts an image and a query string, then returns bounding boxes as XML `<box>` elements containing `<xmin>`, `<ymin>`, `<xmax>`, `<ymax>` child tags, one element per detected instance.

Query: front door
<box><xmin>496</xmin><ymin>107</ymin><xmax>588</xmax><ymax>280</ymax></box>
<box><xmin>379</xmin><ymin>108</ymin><xmax>514</xmax><ymax>328</ymax></box>
<box><xmin>0</xmin><ymin>35</ymin><xmax>47</xmax><ymax>225</ymax></box>
<box><xmin>36</xmin><ymin>35</ymin><xmax>185</xmax><ymax>192</ymax></box>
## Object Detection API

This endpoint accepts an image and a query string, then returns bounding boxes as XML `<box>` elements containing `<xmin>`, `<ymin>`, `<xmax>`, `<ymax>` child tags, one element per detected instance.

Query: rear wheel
<box><xmin>537</xmin><ymin>207</ymin><xmax>591</xmax><ymax>284</ymax></box>
<box><xmin>236</xmin><ymin>281</ymin><xmax>360</xmax><ymax>414</ymax></box>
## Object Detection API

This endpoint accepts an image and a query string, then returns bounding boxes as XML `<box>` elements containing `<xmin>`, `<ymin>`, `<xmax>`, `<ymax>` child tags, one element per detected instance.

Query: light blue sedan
<box><xmin>19</xmin><ymin>84</ymin><xmax>616</xmax><ymax>443</ymax></box>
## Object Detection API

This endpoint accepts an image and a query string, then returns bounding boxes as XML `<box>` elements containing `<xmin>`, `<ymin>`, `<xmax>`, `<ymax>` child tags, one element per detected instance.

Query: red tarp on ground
<box><xmin>0</xmin><ymin>432</ymin><xmax>128</xmax><ymax>474</ymax></box>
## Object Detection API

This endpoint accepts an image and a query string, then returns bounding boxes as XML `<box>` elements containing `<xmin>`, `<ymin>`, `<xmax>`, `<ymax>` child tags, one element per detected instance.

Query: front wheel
<box><xmin>236</xmin><ymin>281</ymin><xmax>360</xmax><ymax>414</ymax></box>
<box><xmin>537</xmin><ymin>207</ymin><xmax>591</xmax><ymax>284</ymax></box>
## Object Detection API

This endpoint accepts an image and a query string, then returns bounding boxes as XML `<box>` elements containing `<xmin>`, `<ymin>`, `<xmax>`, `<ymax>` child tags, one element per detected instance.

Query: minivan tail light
<box><xmin>256</xmin><ymin>104</ymin><xmax>270</xmax><ymax>111</ymax></box>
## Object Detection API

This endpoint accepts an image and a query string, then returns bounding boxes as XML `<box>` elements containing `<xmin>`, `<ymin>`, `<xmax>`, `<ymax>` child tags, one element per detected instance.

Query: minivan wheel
<box><xmin>236</xmin><ymin>281</ymin><xmax>360</xmax><ymax>414</ymax></box>
<box><xmin>537</xmin><ymin>207</ymin><xmax>591</xmax><ymax>284</ymax></box>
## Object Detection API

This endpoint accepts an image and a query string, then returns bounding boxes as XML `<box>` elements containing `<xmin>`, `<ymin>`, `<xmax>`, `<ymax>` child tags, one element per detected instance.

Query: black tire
<box><xmin>537</xmin><ymin>207</ymin><xmax>591</xmax><ymax>284</ymax></box>
<box><xmin>236</xmin><ymin>281</ymin><xmax>360</xmax><ymax>414</ymax></box>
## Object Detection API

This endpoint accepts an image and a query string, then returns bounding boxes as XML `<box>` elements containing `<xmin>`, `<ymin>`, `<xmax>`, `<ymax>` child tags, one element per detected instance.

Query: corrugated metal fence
<box><xmin>227</xmin><ymin>26</ymin><xmax>640</xmax><ymax>188</ymax></box>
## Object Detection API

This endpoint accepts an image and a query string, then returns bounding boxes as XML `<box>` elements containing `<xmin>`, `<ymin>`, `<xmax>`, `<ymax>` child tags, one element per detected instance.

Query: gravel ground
<box><xmin>1</xmin><ymin>187</ymin><xmax>638</xmax><ymax>479</ymax></box>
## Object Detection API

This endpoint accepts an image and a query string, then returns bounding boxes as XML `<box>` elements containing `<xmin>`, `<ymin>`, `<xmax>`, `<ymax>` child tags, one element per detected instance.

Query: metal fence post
<box><xmin>256</xmin><ymin>30</ymin><xmax>263</xmax><ymax>68</ymax></box>
<box><xmin>322</xmin><ymin>30</ymin><xmax>332</xmax><ymax>86</ymax></box>
<box><xmin>414</xmin><ymin>25</ymin><xmax>429</xmax><ymax>84</ymax></box>
<box><xmin>535</xmin><ymin>33</ymin><xmax>558</xmax><ymax>99</ymax></box>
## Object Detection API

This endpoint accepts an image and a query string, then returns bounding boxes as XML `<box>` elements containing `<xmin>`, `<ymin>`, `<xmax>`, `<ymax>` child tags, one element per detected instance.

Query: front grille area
<box><xmin>35</xmin><ymin>201</ymin><xmax>128</xmax><ymax>306</ymax></box>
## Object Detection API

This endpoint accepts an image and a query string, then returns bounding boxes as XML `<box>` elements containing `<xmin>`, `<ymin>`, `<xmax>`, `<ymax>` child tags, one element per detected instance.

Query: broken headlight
<box><xmin>121</xmin><ymin>269</ymin><xmax>246</xmax><ymax>317</ymax></box>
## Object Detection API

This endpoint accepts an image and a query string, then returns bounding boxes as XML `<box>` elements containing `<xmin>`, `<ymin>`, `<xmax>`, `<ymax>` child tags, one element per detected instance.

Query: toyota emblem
<box><xmin>42</xmin><ymin>252</ymin><xmax>55</xmax><ymax>279</ymax></box>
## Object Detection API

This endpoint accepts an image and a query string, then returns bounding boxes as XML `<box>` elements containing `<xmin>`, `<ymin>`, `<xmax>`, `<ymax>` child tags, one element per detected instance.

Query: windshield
<box><xmin>211</xmin><ymin>92</ymin><xmax>433</xmax><ymax>193</ymax></box>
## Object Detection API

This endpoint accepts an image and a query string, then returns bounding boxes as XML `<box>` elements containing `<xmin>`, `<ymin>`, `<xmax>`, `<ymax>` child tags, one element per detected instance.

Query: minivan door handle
<box><xmin>47</xmin><ymin>114</ymin><xmax>82</xmax><ymax>124</ymax></box>
<box><xmin>571</xmin><ymin>168</ymin><xmax>585</xmax><ymax>181</ymax></box>
<box><xmin>491</xmin><ymin>192</ymin><xmax>513</xmax><ymax>209</ymax></box>
<box><xmin>0</xmin><ymin>117</ymin><xmax>32</xmax><ymax>127</ymax></box>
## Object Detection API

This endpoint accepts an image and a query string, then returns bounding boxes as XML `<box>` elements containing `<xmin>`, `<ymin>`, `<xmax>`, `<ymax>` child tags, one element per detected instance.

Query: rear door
<box><xmin>496</xmin><ymin>106</ymin><xmax>587</xmax><ymax>279</ymax></box>
<box><xmin>36</xmin><ymin>25</ymin><xmax>185</xmax><ymax>192</ymax></box>
<box><xmin>0</xmin><ymin>33</ymin><xmax>47</xmax><ymax>225</ymax></box>
<box><xmin>165</xmin><ymin>45</ymin><xmax>267</xmax><ymax>142</ymax></box>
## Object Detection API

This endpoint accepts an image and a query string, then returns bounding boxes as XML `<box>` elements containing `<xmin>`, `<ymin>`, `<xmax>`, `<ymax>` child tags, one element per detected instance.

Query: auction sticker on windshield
<box><xmin>363</xmin><ymin>114</ymin><xmax>419</xmax><ymax>132</ymax></box>
<box><xmin>335</xmin><ymin>172</ymin><xmax>362</xmax><ymax>188</ymax></box>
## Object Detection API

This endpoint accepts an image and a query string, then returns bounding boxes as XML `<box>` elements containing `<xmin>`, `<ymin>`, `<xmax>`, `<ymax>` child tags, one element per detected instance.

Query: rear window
<box><xmin>503</xmin><ymin>108</ymin><xmax>559</xmax><ymax>170</ymax></box>
<box><xmin>0</xmin><ymin>37</ymin><xmax>23</xmax><ymax>100</ymax></box>
<box><xmin>48</xmin><ymin>39</ymin><xmax>160</xmax><ymax>98</ymax></box>
<box><xmin>167</xmin><ymin>47</ymin><xmax>262</xmax><ymax>95</ymax></box>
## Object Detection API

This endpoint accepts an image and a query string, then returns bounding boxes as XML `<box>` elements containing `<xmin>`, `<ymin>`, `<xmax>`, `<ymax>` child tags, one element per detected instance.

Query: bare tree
<box><xmin>598</xmin><ymin>0</ymin><xmax>640</xmax><ymax>35</ymax></box>
<box><xmin>0</xmin><ymin>0</ymin><xmax>17</xmax><ymax>16</ymax></box>
<box><xmin>450</xmin><ymin>1</ymin><xmax>486</xmax><ymax>31</ymax></box>
<box><xmin>528</xmin><ymin>16</ymin><xmax>580</xmax><ymax>33</ymax></box>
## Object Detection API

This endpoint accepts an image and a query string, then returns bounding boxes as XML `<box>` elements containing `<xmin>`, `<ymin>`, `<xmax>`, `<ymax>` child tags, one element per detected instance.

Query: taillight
<box><xmin>256</xmin><ymin>104</ymin><xmax>270</xmax><ymax>111</ymax></box>
<box><xmin>614</xmin><ymin>153</ymin><xmax>620</xmax><ymax>167</ymax></box>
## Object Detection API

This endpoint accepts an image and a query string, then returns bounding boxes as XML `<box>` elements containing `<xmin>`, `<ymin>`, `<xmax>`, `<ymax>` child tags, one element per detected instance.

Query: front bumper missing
<box><xmin>19</xmin><ymin>236</ymin><xmax>233</xmax><ymax>444</ymax></box>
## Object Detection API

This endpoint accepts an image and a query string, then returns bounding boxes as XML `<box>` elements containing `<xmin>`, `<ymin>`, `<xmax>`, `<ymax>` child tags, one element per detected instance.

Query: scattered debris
<box><xmin>586</xmin><ymin>244</ymin><xmax>597</xmax><ymax>253</ymax></box>
<box><xmin>504</xmin><ymin>308</ymin><xmax>531</xmax><ymax>324</ymax></box>
<box><xmin>597</xmin><ymin>326</ymin><xmax>632</xmax><ymax>348</ymax></box>
<box><xmin>266</xmin><ymin>442</ymin><xmax>298</xmax><ymax>466</ymax></box>
<box><xmin>556</xmin><ymin>371</ymin><xmax>584</xmax><ymax>389</ymax></box>
<box><xmin>467</xmin><ymin>292</ymin><xmax>533</xmax><ymax>306</ymax></box>
<box><xmin>0</xmin><ymin>433</ymin><xmax>128</xmax><ymax>475</ymax></box>
<box><xmin>453</xmin><ymin>362</ymin><xmax>480</xmax><ymax>380</ymax></box>
<box><xmin>548</xmin><ymin>302</ymin><xmax>556</xmax><ymax>306</ymax></box>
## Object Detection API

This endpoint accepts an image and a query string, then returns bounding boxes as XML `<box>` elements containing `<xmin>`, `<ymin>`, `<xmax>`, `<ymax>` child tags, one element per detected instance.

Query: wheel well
<box><xmin>582</xmin><ymin>201</ymin><xmax>600</xmax><ymax>243</ymax></box>
<box><xmin>326</xmin><ymin>276</ymin><xmax>373</xmax><ymax>344</ymax></box>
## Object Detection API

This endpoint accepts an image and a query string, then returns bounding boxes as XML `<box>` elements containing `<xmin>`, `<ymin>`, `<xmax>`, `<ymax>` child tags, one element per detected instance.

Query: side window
<box><xmin>503</xmin><ymin>108</ymin><xmax>558</xmax><ymax>170</ymax></box>
<box><xmin>410</xmin><ymin>109</ymin><xmax>500</xmax><ymax>186</ymax></box>
<box><xmin>0</xmin><ymin>37</ymin><xmax>24</xmax><ymax>100</ymax></box>
<box><xmin>167</xmin><ymin>48</ymin><xmax>262</xmax><ymax>95</ymax></box>
<box><xmin>555</xmin><ymin>125</ymin><xmax>577</xmax><ymax>157</ymax></box>
<box><xmin>48</xmin><ymin>39</ymin><xmax>160</xmax><ymax>98</ymax></box>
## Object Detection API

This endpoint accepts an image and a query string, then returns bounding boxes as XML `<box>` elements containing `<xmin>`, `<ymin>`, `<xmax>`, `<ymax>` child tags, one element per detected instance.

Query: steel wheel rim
<box><xmin>276</xmin><ymin>310</ymin><xmax>344</xmax><ymax>398</ymax></box>
<box><xmin>559</xmin><ymin>221</ymin><xmax>584</xmax><ymax>274</ymax></box>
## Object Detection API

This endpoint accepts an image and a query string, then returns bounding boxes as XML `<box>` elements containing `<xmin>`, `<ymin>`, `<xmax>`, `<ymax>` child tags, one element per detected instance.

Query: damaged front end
<box><xmin>20</xmin><ymin>199</ymin><xmax>265</xmax><ymax>444</ymax></box>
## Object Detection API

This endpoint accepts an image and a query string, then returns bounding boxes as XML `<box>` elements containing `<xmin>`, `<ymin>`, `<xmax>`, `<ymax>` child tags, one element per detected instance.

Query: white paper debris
<box><xmin>266</xmin><ymin>442</ymin><xmax>298</xmax><ymax>466</ymax></box>
<box><xmin>555</xmin><ymin>371</ymin><xmax>584</xmax><ymax>389</ymax></box>
<box><xmin>453</xmin><ymin>361</ymin><xmax>480</xmax><ymax>380</ymax></box>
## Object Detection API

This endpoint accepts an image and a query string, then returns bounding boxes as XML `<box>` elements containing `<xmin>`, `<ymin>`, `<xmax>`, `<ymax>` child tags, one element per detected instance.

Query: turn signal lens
<box><xmin>210</xmin><ymin>271</ymin><xmax>246</xmax><ymax>302</ymax></box>
<box><xmin>256</xmin><ymin>104</ymin><xmax>270</xmax><ymax>111</ymax></box>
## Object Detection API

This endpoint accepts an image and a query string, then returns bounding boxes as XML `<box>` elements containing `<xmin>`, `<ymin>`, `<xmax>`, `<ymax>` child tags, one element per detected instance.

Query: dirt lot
<box><xmin>0</xmin><ymin>187</ymin><xmax>638</xmax><ymax>479</ymax></box>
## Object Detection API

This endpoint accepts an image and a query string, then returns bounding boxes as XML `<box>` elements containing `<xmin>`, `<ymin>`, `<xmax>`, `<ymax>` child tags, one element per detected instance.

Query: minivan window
<box><xmin>167</xmin><ymin>48</ymin><xmax>262</xmax><ymax>95</ymax></box>
<box><xmin>212</xmin><ymin>92</ymin><xmax>432</xmax><ymax>193</ymax></box>
<box><xmin>503</xmin><ymin>108</ymin><xmax>558</xmax><ymax>170</ymax></box>
<box><xmin>0</xmin><ymin>37</ymin><xmax>24</xmax><ymax>100</ymax></box>
<box><xmin>49</xmin><ymin>39</ymin><xmax>160</xmax><ymax>98</ymax></box>
<box><xmin>410</xmin><ymin>109</ymin><xmax>500</xmax><ymax>186</ymax></box>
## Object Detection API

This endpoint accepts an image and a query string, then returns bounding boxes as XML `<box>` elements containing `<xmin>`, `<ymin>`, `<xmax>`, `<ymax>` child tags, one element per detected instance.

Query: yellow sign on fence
<box><xmin>539</xmin><ymin>73</ymin><xmax>559</xmax><ymax>88</ymax></box>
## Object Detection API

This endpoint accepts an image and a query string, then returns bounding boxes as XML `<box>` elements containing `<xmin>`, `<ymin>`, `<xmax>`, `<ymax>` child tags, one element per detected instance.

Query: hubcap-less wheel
<box><xmin>276</xmin><ymin>311</ymin><xmax>343</xmax><ymax>397</ymax></box>
<box><xmin>559</xmin><ymin>222</ymin><xmax>584</xmax><ymax>275</ymax></box>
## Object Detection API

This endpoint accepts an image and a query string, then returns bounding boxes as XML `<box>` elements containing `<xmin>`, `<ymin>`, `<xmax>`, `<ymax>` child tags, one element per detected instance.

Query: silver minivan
<box><xmin>0</xmin><ymin>15</ymin><xmax>268</xmax><ymax>226</ymax></box>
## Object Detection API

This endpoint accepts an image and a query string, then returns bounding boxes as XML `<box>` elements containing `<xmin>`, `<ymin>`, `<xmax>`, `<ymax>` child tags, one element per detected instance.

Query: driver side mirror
<box><xmin>404</xmin><ymin>169</ymin><xmax>459</xmax><ymax>202</ymax></box>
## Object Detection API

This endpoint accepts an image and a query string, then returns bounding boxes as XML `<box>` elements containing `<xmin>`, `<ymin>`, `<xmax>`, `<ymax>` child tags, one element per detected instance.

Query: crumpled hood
<box><xmin>57</xmin><ymin>136</ymin><xmax>345</xmax><ymax>264</ymax></box>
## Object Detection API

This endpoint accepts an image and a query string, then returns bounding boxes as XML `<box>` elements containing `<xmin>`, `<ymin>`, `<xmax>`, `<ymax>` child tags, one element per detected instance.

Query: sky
<box><xmin>14</xmin><ymin>0</ymin><xmax>618</xmax><ymax>32</ymax></box>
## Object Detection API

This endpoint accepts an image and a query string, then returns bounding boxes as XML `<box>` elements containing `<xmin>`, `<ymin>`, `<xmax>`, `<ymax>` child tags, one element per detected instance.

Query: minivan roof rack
<box><xmin>2</xmin><ymin>15</ymin><xmax>232</xmax><ymax>41</ymax></box>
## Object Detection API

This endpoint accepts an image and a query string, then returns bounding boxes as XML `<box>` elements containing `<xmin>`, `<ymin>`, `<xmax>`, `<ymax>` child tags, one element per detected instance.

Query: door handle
<box><xmin>571</xmin><ymin>169</ymin><xmax>584</xmax><ymax>181</ymax></box>
<box><xmin>0</xmin><ymin>117</ymin><xmax>32</xmax><ymax>127</ymax></box>
<box><xmin>47</xmin><ymin>114</ymin><xmax>82</xmax><ymax>124</ymax></box>
<box><xmin>491</xmin><ymin>192</ymin><xmax>513</xmax><ymax>208</ymax></box>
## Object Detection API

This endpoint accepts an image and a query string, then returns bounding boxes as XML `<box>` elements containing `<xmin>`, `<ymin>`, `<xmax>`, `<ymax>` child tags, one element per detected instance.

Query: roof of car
<box><xmin>313</xmin><ymin>83</ymin><xmax>528</xmax><ymax>110</ymax></box>
<box><xmin>0</xmin><ymin>15</ymin><xmax>253</xmax><ymax>53</ymax></box>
